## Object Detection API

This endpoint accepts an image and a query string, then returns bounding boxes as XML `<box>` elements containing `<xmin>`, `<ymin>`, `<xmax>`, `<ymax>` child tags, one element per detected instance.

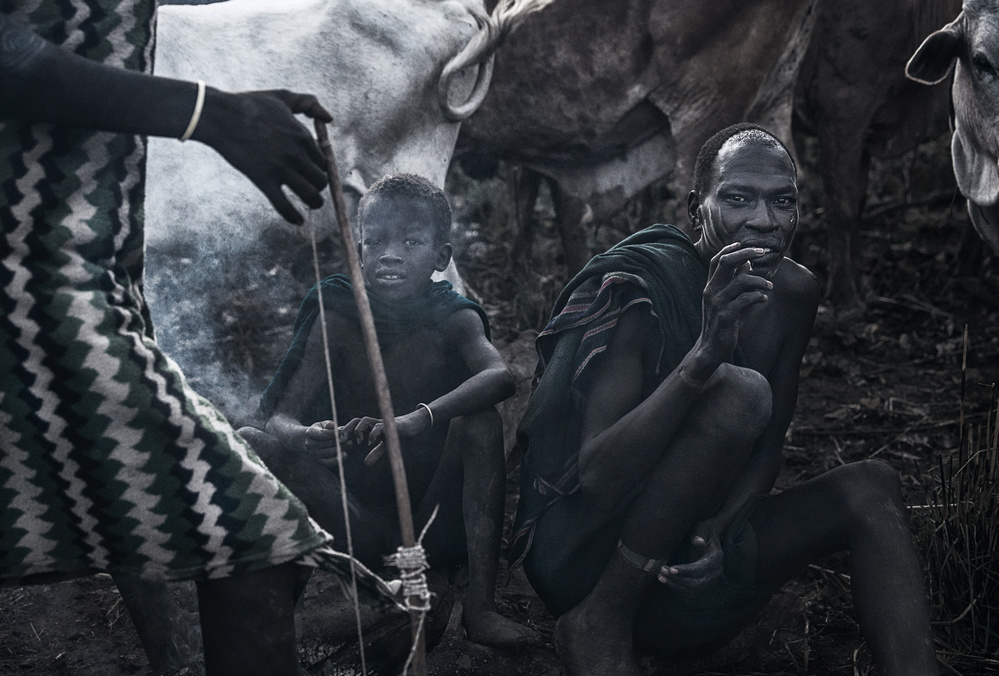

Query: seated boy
<box><xmin>241</xmin><ymin>173</ymin><xmax>537</xmax><ymax>648</ymax></box>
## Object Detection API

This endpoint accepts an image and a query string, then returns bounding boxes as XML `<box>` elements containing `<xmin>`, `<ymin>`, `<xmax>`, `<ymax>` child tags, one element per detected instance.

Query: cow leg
<box><xmin>956</xmin><ymin>217</ymin><xmax>984</xmax><ymax>279</ymax></box>
<box><xmin>818</xmin><ymin>122</ymin><xmax>872</xmax><ymax>310</ymax></box>
<box><xmin>550</xmin><ymin>182</ymin><xmax>592</xmax><ymax>276</ymax></box>
<box><xmin>967</xmin><ymin>200</ymin><xmax>999</xmax><ymax>259</ymax></box>
<box><xmin>508</xmin><ymin>165</ymin><xmax>543</xmax><ymax>270</ymax></box>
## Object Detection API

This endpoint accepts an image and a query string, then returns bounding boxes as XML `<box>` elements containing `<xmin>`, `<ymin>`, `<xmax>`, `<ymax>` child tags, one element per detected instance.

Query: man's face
<box><xmin>691</xmin><ymin>137</ymin><xmax>798</xmax><ymax>279</ymax></box>
<box><xmin>359</xmin><ymin>194</ymin><xmax>451</xmax><ymax>302</ymax></box>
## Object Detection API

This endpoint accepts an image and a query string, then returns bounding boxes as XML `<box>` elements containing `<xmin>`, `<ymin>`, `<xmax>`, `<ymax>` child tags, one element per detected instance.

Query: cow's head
<box><xmin>908</xmin><ymin>2</ymin><xmax>999</xmax><ymax>223</ymax></box>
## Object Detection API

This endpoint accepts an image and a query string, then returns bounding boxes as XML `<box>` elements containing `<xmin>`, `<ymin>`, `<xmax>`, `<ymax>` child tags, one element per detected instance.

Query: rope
<box><xmin>308</xmin><ymin>210</ymin><xmax>369</xmax><ymax>676</ymax></box>
<box><xmin>385</xmin><ymin>505</ymin><xmax>439</xmax><ymax>675</ymax></box>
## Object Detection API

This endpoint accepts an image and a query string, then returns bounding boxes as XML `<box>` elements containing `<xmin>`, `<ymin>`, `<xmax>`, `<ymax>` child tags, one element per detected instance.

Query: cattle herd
<box><xmin>147</xmin><ymin>0</ymin><xmax>997</xmax><ymax>428</ymax></box>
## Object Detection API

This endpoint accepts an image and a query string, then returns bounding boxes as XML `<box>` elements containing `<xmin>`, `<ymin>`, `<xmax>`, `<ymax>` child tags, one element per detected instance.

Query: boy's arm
<box><xmin>354</xmin><ymin>308</ymin><xmax>515</xmax><ymax>466</ymax></box>
<box><xmin>423</xmin><ymin>308</ymin><xmax>516</xmax><ymax>423</ymax></box>
<box><xmin>265</xmin><ymin>322</ymin><xmax>337</xmax><ymax>454</ymax></box>
<box><xmin>0</xmin><ymin>14</ymin><xmax>330</xmax><ymax>224</ymax></box>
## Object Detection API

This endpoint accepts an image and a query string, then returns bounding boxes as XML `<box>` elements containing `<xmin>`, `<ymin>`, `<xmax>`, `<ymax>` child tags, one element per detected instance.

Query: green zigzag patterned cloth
<box><xmin>0</xmin><ymin>0</ymin><xmax>397</xmax><ymax>605</ymax></box>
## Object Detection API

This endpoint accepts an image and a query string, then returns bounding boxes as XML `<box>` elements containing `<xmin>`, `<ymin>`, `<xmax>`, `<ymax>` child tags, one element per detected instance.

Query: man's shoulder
<box><xmin>775</xmin><ymin>258</ymin><xmax>821</xmax><ymax>306</ymax></box>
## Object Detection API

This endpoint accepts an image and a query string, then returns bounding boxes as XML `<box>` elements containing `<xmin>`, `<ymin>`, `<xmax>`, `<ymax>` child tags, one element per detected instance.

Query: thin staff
<box><xmin>313</xmin><ymin>120</ymin><xmax>429</xmax><ymax>675</ymax></box>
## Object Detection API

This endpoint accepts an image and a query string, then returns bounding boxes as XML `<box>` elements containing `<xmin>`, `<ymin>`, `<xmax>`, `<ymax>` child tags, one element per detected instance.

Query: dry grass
<box><xmin>912</xmin><ymin>330</ymin><xmax>999</xmax><ymax>673</ymax></box>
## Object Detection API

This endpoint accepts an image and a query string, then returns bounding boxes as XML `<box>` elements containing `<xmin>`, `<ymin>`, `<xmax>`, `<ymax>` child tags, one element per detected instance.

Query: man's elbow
<box><xmin>493</xmin><ymin>366</ymin><xmax>516</xmax><ymax>401</ymax></box>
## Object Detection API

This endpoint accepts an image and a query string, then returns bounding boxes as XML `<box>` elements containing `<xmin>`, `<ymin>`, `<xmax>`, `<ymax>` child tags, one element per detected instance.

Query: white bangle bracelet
<box><xmin>179</xmin><ymin>80</ymin><xmax>206</xmax><ymax>142</ymax></box>
<box><xmin>417</xmin><ymin>403</ymin><xmax>434</xmax><ymax>429</ymax></box>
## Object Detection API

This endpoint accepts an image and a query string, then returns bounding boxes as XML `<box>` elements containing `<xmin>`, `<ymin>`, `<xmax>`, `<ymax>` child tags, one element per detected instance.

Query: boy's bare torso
<box><xmin>322</xmin><ymin>307</ymin><xmax>474</xmax><ymax>504</ymax></box>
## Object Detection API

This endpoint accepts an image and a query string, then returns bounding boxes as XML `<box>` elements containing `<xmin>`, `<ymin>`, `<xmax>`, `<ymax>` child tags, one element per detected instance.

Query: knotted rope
<box><xmin>385</xmin><ymin>505</ymin><xmax>439</xmax><ymax>675</ymax></box>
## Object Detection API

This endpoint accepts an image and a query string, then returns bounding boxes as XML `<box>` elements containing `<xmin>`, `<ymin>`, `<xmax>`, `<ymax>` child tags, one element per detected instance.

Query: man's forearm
<box><xmin>0</xmin><ymin>14</ymin><xmax>197</xmax><ymax>138</ymax></box>
<box><xmin>711</xmin><ymin>437</ymin><xmax>783</xmax><ymax>532</ymax></box>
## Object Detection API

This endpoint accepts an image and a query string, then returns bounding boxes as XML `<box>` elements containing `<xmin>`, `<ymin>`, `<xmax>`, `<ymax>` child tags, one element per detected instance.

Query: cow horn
<box><xmin>438</xmin><ymin>0</ymin><xmax>555</xmax><ymax>122</ymax></box>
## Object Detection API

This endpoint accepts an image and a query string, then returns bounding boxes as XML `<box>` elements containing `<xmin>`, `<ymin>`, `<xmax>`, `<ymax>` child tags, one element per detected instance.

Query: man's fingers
<box><xmin>707</xmin><ymin>241</ymin><xmax>743</xmax><ymax>276</ymax></box>
<box><xmin>280</xmin><ymin>90</ymin><xmax>333</xmax><ymax>124</ymax></box>
<box><xmin>716</xmin><ymin>246</ymin><xmax>765</xmax><ymax>273</ymax></box>
<box><xmin>297</xmin><ymin>151</ymin><xmax>330</xmax><ymax>193</ymax></box>
<box><xmin>262</xmin><ymin>183</ymin><xmax>304</xmax><ymax>225</ymax></box>
<box><xmin>282</xmin><ymin>172</ymin><xmax>324</xmax><ymax>211</ymax></box>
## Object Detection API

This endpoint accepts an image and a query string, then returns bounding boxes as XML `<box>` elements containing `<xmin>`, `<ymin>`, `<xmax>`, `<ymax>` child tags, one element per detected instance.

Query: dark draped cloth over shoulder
<box><xmin>509</xmin><ymin>224</ymin><xmax>707</xmax><ymax>566</ymax></box>
<box><xmin>257</xmin><ymin>274</ymin><xmax>490</xmax><ymax>421</ymax></box>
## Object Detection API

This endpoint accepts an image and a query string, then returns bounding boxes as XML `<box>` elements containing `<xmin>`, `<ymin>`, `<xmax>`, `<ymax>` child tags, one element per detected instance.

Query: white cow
<box><xmin>907</xmin><ymin>0</ymin><xmax>999</xmax><ymax>258</ymax></box>
<box><xmin>145</xmin><ymin>0</ymin><xmax>549</xmax><ymax>421</ymax></box>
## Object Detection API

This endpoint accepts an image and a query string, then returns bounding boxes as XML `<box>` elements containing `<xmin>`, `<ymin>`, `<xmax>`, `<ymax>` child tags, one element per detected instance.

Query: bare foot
<box><xmin>463</xmin><ymin>608</ymin><xmax>543</xmax><ymax>648</ymax></box>
<box><xmin>555</xmin><ymin>602</ymin><xmax>639</xmax><ymax>676</ymax></box>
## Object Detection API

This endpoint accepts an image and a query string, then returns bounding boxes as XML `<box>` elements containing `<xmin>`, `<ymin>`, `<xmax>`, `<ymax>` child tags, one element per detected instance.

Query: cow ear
<box><xmin>906</xmin><ymin>15</ymin><xmax>964</xmax><ymax>85</ymax></box>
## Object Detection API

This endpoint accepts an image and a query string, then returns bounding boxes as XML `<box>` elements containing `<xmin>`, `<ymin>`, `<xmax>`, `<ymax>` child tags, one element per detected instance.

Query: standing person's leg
<box><xmin>749</xmin><ymin>460</ymin><xmax>939</xmax><ymax>676</ymax></box>
<box><xmin>418</xmin><ymin>408</ymin><xmax>540</xmax><ymax>646</ymax></box>
<box><xmin>555</xmin><ymin>365</ymin><xmax>772</xmax><ymax>676</ymax></box>
<box><xmin>196</xmin><ymin>562</ymin><xmax>301</xmax><ymax>676</ymax></box>
<box><xmin>113</xmin><ymin>574</ymin><xmax>202</xmax><ymax>674</ymax></box>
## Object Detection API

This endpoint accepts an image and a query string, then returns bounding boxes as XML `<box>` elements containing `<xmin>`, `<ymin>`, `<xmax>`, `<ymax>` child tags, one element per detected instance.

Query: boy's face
<box><xmin>359</xmin><ymin>194</ymin><xmax>452</xmax><ymax>301</ymax></box>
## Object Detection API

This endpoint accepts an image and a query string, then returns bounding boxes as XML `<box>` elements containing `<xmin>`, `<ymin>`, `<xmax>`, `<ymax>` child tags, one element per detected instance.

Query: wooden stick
<box><xmin>313</xmin><ymin>120</ymin><xmax>427</xmax><ymax>675</ymax></box>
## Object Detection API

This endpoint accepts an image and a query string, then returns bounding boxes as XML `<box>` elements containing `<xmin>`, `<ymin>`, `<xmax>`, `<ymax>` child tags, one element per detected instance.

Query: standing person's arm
<box><xmin>0</xmin><ymin>14</ymin><xmax>331</xmax><ymax>224</ymax></box>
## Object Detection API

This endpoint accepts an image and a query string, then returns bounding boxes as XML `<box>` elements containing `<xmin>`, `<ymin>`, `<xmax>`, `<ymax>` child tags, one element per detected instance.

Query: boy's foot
<box><xmin>463</xmin><ymin>608</ymin><xmax>543</xmax><ymax>648</ymax></box>
<box><xmin>554</xmin><ymin>602</ymin><xmax>639</xmax><ymax>676</ymax></box>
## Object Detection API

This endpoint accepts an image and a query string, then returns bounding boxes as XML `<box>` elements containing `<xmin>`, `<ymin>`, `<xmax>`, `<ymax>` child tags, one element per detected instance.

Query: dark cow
<box><xmin>796</xmin><ymin>0</ymin><xmax>960</xmax><ymax>307</ymax></box>
<box><xmin>908</xmin><ymin>0</ymin><xmax>999</xmax><ymax>258</ymax></box>
<box><xmin>458</xmin><ymin>0</ymin><xmax>962</xmax><ymax>310</ymax></box>
<box><xmin>455</xmin><ymin>0</ymin><xmax>818</xmax><ymax>275</ymax></box>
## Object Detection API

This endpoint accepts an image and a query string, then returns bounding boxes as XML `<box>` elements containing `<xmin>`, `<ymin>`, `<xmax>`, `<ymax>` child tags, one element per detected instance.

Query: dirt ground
<box><xmin>2</xmin><ymin>138</ymin><xmax>997</xmax><ymax>675</ymax></box>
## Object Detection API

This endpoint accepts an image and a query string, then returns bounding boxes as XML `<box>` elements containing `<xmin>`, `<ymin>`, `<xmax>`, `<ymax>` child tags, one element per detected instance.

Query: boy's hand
<box><xmin>338</xmin><ymin>416</ymin><xmax>385</xmax><ymax>466</ymax></box>
<box><xmin>304</xmin><ymin>420</ymin><xmax>339</xmax><ymax>468</ymax></box>
<box><xmin>342</xmin><ymin>409</ymin><xmax>432</xmax><ymax>467</ymax></box>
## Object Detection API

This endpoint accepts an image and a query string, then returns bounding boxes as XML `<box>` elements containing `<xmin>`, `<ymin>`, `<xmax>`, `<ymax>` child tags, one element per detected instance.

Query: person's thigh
<box><xmin>524</xmin><ymin>491</ymin><xmax>627</xmax><ymax>616</ymax></box>
<box><xmin>747</xmin><ymin>461</ymin><xmax>896</xmax><ymax>587</ymax></box>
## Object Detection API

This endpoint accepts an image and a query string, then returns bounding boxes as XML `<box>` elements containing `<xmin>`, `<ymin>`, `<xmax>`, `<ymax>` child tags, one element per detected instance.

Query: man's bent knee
<box><xmin>702</xmin><ymin>364</ymin><xmax>773</xmax><ymax>437</ymax></box>
<box><xmin>831</xmin><ymin>460</ymin><xmax>908</xmax><ymax>533</ymax></box>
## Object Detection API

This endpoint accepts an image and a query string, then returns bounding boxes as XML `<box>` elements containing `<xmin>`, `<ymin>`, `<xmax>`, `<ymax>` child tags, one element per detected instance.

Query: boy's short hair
<box><xmin>692</xmin><ymin>123</ymin><xmax>796</xmax><ymax>196</ymax></box>
<box><xmin>357</xmin><ymin>173</ymin><xmax>452</xmax><ymax>244</ymax></box>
